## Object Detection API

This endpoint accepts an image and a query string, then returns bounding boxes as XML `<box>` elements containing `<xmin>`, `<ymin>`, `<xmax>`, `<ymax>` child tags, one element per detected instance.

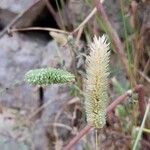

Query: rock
<box><xmin>0</xmin><ymin>0</ymin><xmax>38</xmax><ymax>14</ymax></box>
<box><xmin>0</xmin><ymin>32</ymin><xmax>74</xmax><ymax>148</ymax></box>
<box><xmin>0</xmin><ymin>33</ymin><xmax>45</xmax><ymax>111</ymax></box>
<box><xmin>0</xmin><ymin>9</ymin><xmax>16</xmax><ymax>29</ymax></box>
<box><xmin>0</xmin><ymin>31</ymin><xmax>73</xmax><ymax>118</ymax></box>
<box><xmin>0</xmin><ymin>0</ymin><xmax>45</xmax><ymax>29</ymax></box>
<box><xmin>31</xmin><ymin>119</ymin><xmax>50</xmax><ymax>150</ymax></box>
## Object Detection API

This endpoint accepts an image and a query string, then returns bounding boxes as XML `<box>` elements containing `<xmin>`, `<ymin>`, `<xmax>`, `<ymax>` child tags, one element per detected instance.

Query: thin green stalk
<box><xmin>136</xmin><ymin>127</ymin><xmax>150</xmax><ymax>134</ymax></box>
<box><xmin>133</xmin><ymin>102</ymin><xmax>150</xmax><ymax>150</ymax></box>
<box><xmin>84</xmin><ymin>0</ymin><xmax>92</xmax><ymax>6</ymax></box>
<box><xmin>96</xmin><ymin>16</ymin><xmax>115</xmax><ymax>53</ymax></box>
<box><xmin>95</xmin><ymin>129</ymin><xmax>98</xmax><ymax>150</ymax></box>
<box><xmin>55</xmin><ymin>0</ymin><xmax>66</xmax><ymax>30</ymax></box>
<box><xmin>84</xmin><ymin>28</ymin><xmax>92</xmax><ymax>43</ymax></box>
<box><xmin>119</xmin><ymin>0</ymin><xmax>131</xmax><ymax>65</ymax></box>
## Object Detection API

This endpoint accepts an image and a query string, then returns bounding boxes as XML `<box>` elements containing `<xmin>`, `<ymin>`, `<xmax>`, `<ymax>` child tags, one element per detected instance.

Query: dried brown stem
<box><xmin>10</xmin><ymin>27</ymin><xmax>69</xmax><ymax>34</ymax></box>
<box><xmin>64</xmin><ymin>85</ymin><xmax>146</xmax><ymax>150</ymax></box>
<box><xmin>64</xmin><ymin>91</ymin><xmax>130</xmax><ymax>149</ymax></box>
<box><xmin>106</xmin><ymin>92</ymin><xmax>130</xmax><ymax>114</ymax></box>
<box><xmin>64</xmin><ymin>124</ymin><xmax>92</xmax><ymax>150</ymax></box>
<box><xmin>44</xmin><ymin>0</ymin><xmax>57</xmax><ymax>18</ymax></box>
<box><xmin>94</xmin><ymin>0</ymin><xmax>129</xmax><ymax>77</ymax></box>
<box><xmin>72</xmin><ymin>8</ymin><xmax>97</xmax><ymax>34</ymax></box>
<box><xmin>133</xmin><ymin>84</ymin><xmax>146</xmax><ymax>119</ymax></box>
<box><xmin>43</xmin><ymin>0</ymin><xmax>61</xmax><ymax>28</ymax></box>
<box><xmin>0</xmin><ymin>0</ymin><xmax>41</xmax><ymax>38</ymax></box>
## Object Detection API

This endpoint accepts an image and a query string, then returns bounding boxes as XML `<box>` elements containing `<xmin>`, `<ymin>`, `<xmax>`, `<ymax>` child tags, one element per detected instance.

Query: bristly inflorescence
<box><xmin>85</xmin><ymin>35</ymin><xmax>110</xmax><ymax>128</ymax></box>
<box><xmin>24</xmin><ymin>68</ymin><xmax>75</xmax><ymax>86</ymax></box>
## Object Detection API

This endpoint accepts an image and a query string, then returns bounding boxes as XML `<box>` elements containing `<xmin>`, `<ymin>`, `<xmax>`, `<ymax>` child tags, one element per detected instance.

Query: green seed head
<box><xmin>25</xmin><ymin>68</ymin><xmax>75</xmax><ymax>85</ymax></box>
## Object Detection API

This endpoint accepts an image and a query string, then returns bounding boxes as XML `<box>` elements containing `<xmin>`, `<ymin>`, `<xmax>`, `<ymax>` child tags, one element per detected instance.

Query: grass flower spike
<box><xmin>25</xmin><ymin>68</ymin><xmax>75</xmax><ymax>86</ymax></box>
<box><xmin>85</xmin><ymin>35</ymin><xmax>110</xmax><ymax>128</ymax></box>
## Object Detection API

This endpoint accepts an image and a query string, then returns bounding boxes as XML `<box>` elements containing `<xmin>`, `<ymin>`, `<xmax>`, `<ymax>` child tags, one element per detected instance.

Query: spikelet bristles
<box><xmin>85</xmin><ymin>35</ymin><xmax>110</xmax><ymax>128</ymax></box>
<box><xmin>25</xmin><ymin>68</ymin><xmax>75</xmax><ymax>86</ymax></box>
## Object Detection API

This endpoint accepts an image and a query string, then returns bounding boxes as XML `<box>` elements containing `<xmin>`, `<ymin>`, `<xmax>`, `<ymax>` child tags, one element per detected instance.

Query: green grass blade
<box><xmin>133</xmin><ymin>102</ymin><xmax>150</xmax><ymax>150</ymax></box>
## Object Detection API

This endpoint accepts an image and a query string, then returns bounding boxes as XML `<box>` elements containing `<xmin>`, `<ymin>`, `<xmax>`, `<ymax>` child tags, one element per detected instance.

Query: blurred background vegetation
<box><xmin>0</xmin><ymin>0</ymin><xmax>149</xmax><ymax>149</ymax></box>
